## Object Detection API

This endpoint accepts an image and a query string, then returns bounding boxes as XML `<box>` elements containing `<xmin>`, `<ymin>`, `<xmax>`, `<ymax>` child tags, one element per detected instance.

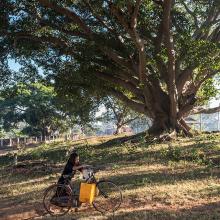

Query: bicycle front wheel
<box><xmin>43</xmin><ymin>184</ymin><xmax>72</xmax><ymax>216</ymax></box>
<box><xmin>92</xmin><ymin>180</ymin><xmax>122</xmax><ymax>214</ymax></box>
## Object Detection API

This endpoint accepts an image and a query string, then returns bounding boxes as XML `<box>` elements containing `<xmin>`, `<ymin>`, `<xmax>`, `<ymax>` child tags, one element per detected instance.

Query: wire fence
<box><xmin>186</xmin><ymin>112</ymin><xmax>220</xmax><ymax>132</ymax></box>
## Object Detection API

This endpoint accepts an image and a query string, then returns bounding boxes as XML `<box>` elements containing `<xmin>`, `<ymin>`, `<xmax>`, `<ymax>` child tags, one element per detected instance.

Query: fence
<box><xmin>186</xmin><ymin>111</ymin><xmax>220</xmax><ymax>132</ymax></box>
<box><xmin>0</xmin><ymin>134</ymin><xmax>81</xmax><ymax>149</ymax></box>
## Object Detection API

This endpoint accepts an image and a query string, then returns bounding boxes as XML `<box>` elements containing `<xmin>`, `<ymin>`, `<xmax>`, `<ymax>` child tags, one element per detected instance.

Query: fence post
<box><xmin>14</xmin><ymin>152</ymin><xmax>18</xmax><ymax>166</ymax></box>
<box><xmin>199</xmin><ymin>113</ymin><xmax>202</xmax><ymax>132</ymax></box>
<box><xmin>17</xmin><ymin>137</ymin><xmax>20</xmax><ymax>147</ymax></box>
<box><xmin>9</xmin><ymin>138</ymin><xmax>12</xmax><ymax>147</ymax></box>
<box><xmin>218</xmin><ymin>106</ymin><xmax>220</xmax><ymax>131</ymax></box>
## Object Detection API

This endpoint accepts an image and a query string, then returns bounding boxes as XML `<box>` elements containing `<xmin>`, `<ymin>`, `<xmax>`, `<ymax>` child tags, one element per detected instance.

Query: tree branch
<box><xmin>39</xmin><ymin>20</ymin><xmax>88</xmax><ymax>39</ymax></box>
<box><xmin>176</xmin><ymin>68</ymin><xmax>194</xmax><ymax>93</ymax></box>
<box><xmin>153</xmin><ymin>7</ymin><xmax>169</xmax><ymax>84</ymax></box>
<box><xmin>195</xmin><ymin>70</ymin><xmax>219</xmax><ymax>92</ymax></box>
<box><xmin>193</xmin><ymin>4</ymin><xmax>219</xmax><ymax>40</ymax></box>
<box><xmin>162</xmin><ymin>0</ymin><xmax>178</xmax><ymax>126</ymax></box>
<box><xmin>121</xmin><ymin>116</ymin><xmax>139</xmax><ymax>127</ymax></box>
<box><xmin>13</xmin><ymin>32</ymin><xmax>68</xmax><ymax>47</ymax></box>
<box><xmin>110</xmin><ymin>88</ymin><xmax>146</xmax><ymax>114</ymax></box>
<box><xmin>100</xmin><ymin>47</ymin><xmax>134</xmax><ymax>73</ymax></box>
<box><xmin>180</xmin><ymin>0</ymin><xmax>199</xmax><ymax>28</ymax></box>
<box><xmin>37</xmin><ymin>0</ymin><xmax>92</xmax><ymax>35</ymax></box>
<box><xmin>191</xmin><ymin>106</ymin><xmax>220</xmax><ymax>115</ymax></box>
<box><xmin>94</xmin><ymin>71</ymin><xmax>144</xmax><ymax>102</ymax></box>
<box><xmin>130</xmin><ymin>0</ymin><xmax>142</xmax><ymax>29</ymax></box>
<box><xmin>109</xmin><ymin>2</ymin><xmax>147</xmax><ymax>82</ymax></box>
<box><xmin>209</xmin><ymin>25</ymin><xmax>220</xmax><ymax>43</ymax></box>
<box><xmin>36</xmin><ymin>1</ymin><xmax>138</xmax><ymax>74</ymax></box>
<box><xmin>82</xmin><ymin>0</ymin><xmax>117</xmax><ymax>36</ymax></box>
<box><xmin>11</xmin><ymin>32</ymin><xmax>78</xmax><ymax>57</ymax></box>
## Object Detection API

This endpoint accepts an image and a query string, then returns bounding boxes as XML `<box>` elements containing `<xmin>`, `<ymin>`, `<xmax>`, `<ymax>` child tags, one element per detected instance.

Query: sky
<box><xmin>8</xmin><ymin>59</ymin><xmax>21</xmax><ymax>72</ymax></box>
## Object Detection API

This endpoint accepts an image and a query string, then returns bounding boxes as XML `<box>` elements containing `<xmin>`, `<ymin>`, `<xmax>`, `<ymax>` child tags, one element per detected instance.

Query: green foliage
<box><xmin>0</xmin><ymin>0</ymin><xmax>219</xmax><ymax>130</ymax></box>
<box><xmin>0</xmin><ymin>80</ymin><xmax>68</xmax><ymax>136</ymax></box>
<box><xmin>197</xmin><ymin>78</ymin><xmax>219</xmax><ymax>105</ymax></box>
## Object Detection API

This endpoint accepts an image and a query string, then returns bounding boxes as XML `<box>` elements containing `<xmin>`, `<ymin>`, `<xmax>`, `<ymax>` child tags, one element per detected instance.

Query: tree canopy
<box><xmin>0</xmin><ymin>0</ymin><xmax>219</xmax><ymax>136</ymax></box>
<box><xmin>0</xmin><ymin>80</ymin><xmax>66</xmax><ymax>137</ymax></box>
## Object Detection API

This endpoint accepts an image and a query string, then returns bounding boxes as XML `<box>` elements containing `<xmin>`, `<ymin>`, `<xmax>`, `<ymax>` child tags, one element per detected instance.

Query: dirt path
<box><xmin>1</xmin><ymin>192</ymin><xmax>220</xmax><ymax>220</ymax></box>
<box><xmin>0</xmin><ymin>196</ymin><xmax>46</xmax><ymax>220</ymax></box>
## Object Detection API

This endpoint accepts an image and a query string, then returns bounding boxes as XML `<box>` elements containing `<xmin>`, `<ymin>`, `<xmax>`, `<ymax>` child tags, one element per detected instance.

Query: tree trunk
<box><xmin>114</xmin><ymin>128</ymin><xmax>119</xmax><ymax>135</ymax></box>
<box><xmin>148</xmin><ymin>112</ymin><xmax>170</xmax><ymax>135</ymax></box>
<box><xmin>114</xmin><ymin>122</ymin><xmax>122</xmax><ymax>135</ymax></box>
<box><xmin>42</xmin><ymin>127</ymin><xmax>48</xmax><ymax>142</ymax></box>
<box><xmin>148</xmin><ymin>111</ymin><xmax>192</xmax><ymax>137</ymax></box>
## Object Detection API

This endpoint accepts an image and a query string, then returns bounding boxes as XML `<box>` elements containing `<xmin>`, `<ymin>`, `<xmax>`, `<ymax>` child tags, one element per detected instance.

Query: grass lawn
<box><xmin>0</xmin><ymin>133</ymin><xmax>220</xmax><ymax>220</ymax></box>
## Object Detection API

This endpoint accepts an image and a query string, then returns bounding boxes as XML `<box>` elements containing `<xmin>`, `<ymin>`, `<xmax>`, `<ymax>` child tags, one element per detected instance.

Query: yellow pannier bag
<box><xmin>79</xmin><ymin>183</ymin><xmax>96</xmax><ymax>203</ymax></box>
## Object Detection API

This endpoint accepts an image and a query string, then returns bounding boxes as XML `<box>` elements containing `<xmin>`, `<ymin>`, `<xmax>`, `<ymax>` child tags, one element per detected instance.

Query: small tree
<box><xmin>99</xmin><ymin>96</ymin><xmax>141</xmax><ymax>135</ymax></box>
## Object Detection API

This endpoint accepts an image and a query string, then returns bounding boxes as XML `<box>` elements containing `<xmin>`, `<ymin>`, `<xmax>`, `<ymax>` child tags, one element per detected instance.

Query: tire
<box><xmin>43</xmin><ymin>184</ymin><xmax>72</xmax><ymax>216</ymax></box>
<box><xmin>92</xmin><ymin>180</ymin><xmax>122</xmax><ymax>214</ymax></box>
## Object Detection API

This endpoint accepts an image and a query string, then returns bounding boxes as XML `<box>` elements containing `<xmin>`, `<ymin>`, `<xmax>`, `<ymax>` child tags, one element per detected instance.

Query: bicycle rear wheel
<box><xmin>92</xmin><ymin>180</ymin><xmax>122</xmax><ymax>214</ymax></box>
<box><xmin>43</xmin><ymin>184</ymin><xmax>72</xmax><ymax>216</ymax></box>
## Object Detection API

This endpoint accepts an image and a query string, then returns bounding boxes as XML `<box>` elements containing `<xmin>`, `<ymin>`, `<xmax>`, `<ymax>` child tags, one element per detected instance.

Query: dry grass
<box><xmin>1</xmin><ymin>133</ymin><xmax>220</xmax><ymax>220</ymax></box>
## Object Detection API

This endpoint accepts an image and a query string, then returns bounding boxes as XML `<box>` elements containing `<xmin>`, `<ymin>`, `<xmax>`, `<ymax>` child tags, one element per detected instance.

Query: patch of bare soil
<box><xmin>0</xmin><ymin>199</ymin><xmax>45</xmax><ymax>220</ymax></box>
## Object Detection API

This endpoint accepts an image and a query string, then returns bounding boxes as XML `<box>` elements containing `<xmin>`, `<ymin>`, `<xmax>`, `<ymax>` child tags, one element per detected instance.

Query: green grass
<box><xmin>1</xmin><ymin>134</ymin><xmax>220</xmax><ymax>219</ymax></box>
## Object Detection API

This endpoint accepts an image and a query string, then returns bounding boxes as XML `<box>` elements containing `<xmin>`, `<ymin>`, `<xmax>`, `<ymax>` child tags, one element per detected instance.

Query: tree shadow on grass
<box><xmin>109</xmin><ymin>202</ymin><xmax>220</xmax><ymax>220</ymax></box>
<box><xmin>197</xmin><ymin>185</ymin><xmax>220</xmax><ymax>199</ymax></box>
<box><xmin>96</xmin><ymin>132</ymin><xmax>146</xmax><ymax>148</ymax></box>
<box><xmin>79</xmin><ymin>134</ymin><xmax>220</xmax><ymax>168</ymax></box>
<box><xmin>0</xmin><ymin>142</ymin><xmax>84</xmax><ymax>167</ymax></box>
<box><xmin>105</xmin><ymin>166</ymin><xmax>220</xmax><ymax>191</ymax></box>
<box><xmin>0</xmin><ymin>190</ymin><xmax>46</xmax><ymax>219</ymax></box>
<box><xmin>0</xmin><ymin>167</ymin><xmax>55</xmax><ymax>186</ymax></box>
<box><xmin>178</xmin><ymin>141</ymin><xmax>220</xmax><ymax>151</ymax></box>
<box><xmin>80</xmin><ymin>143</ymin><xmax>162</xmax><ymax>167</ymax></box>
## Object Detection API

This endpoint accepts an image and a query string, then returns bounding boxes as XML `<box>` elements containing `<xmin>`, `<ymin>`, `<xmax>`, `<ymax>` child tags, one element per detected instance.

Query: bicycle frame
<box><xmin>85</xmin><ymin>172</ymin><xmax>98</xmax><ymax>184</ymax></box>
<box><xmin>63</xmin><ymin>170</ymin><xmax>109</xmax><ymax>203</ymax></box>
<box><xmin>62</xmin><ymin>171</ymin><xmax>97</xmax><ymax>196</ymax></box>
<box><xmin>43</xmin><ymin>169</ymin><xmax>122</xmax><ymax>216</ymax></box>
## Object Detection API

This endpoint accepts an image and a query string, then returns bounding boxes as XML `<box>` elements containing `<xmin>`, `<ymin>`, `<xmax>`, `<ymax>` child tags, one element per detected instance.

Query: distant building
<box><xmin>95</xmin><ymin>123</ymin><xmax>133</xmax><ymax>136</ymax></box>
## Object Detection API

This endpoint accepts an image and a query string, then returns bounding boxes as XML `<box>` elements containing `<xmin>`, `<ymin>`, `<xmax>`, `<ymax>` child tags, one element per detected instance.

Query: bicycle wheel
<box><xmin>92</xmin><ymin>180</ymin><xmax>122</xmax><ymax>214</ymax></box>
<box><xmin>43</xmin><ymin>184</ymin><xmax>72</xmax><ymax>216</ymax></box>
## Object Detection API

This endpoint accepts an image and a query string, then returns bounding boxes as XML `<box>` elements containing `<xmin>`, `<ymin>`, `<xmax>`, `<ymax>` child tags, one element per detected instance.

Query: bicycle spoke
<box><xmin>43</xmin><ymin>184</ymin><xmax>72</xmax><ymax>217</ymax></box>
<box><xmin>93</xmin><ymin>181</ymin><xmax>122</xmax><ymax>214</ymax></box>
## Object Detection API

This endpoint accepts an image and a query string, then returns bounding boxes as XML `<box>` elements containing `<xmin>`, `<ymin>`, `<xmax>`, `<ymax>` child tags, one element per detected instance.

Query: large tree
<box><xmin>0</xmin><ymin>0</ymin><xmax>219</xmax><ymax>136</ymax></box>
